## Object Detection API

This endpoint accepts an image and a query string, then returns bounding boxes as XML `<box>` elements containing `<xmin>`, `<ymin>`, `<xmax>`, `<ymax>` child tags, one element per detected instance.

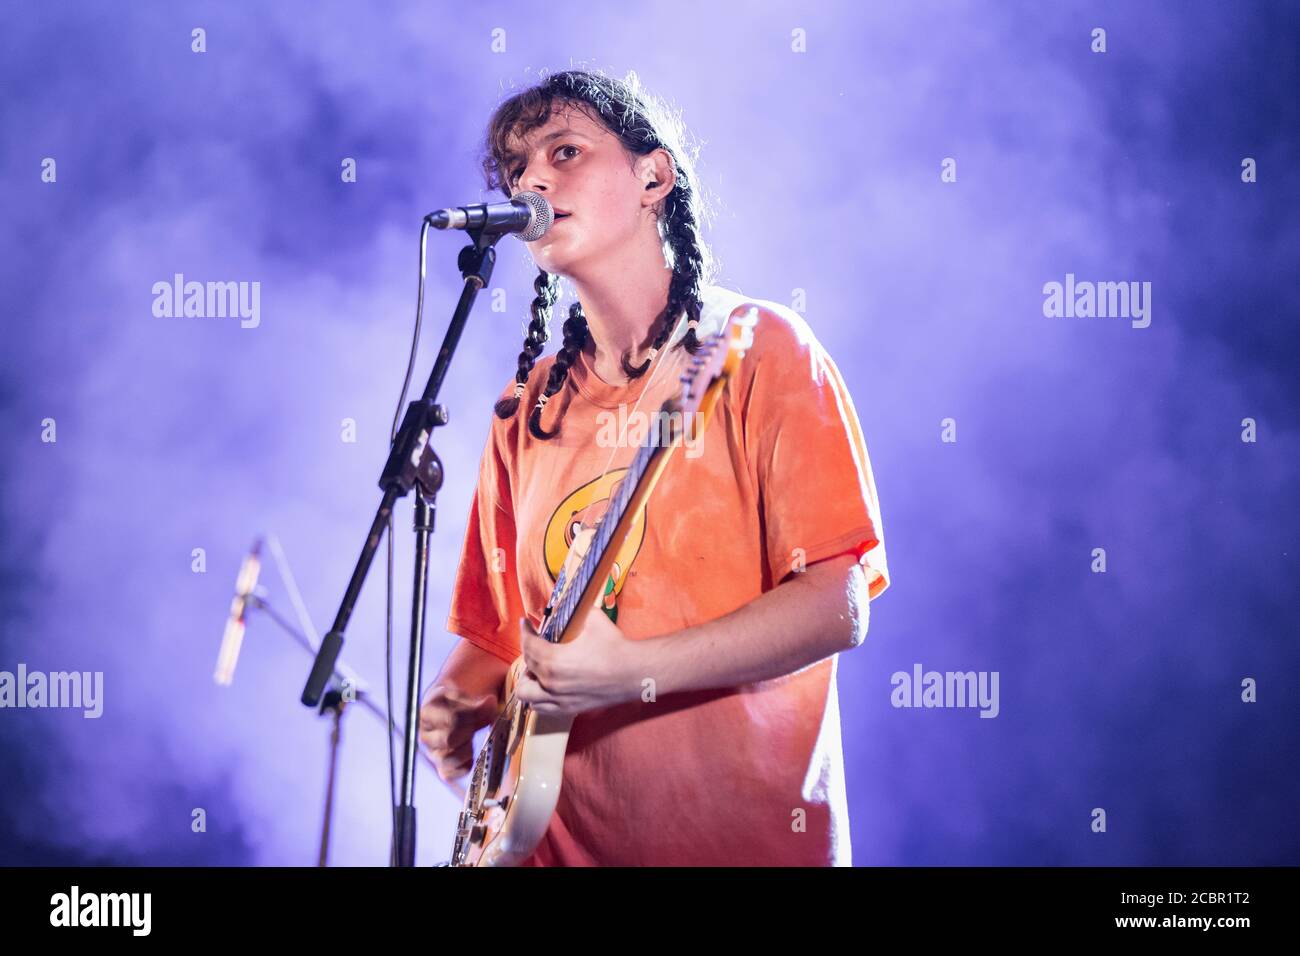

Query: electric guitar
<box><xmin>447</xmin><ymin>303</ymin><xmax>760</xmax><ymax>866</ymax></box>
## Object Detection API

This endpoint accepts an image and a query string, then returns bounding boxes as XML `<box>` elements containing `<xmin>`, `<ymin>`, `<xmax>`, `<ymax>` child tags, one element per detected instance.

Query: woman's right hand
<box><xmin>418</xmin><ymin>683</ymin><xmax>501</xmax><ymax>783</ymax></box>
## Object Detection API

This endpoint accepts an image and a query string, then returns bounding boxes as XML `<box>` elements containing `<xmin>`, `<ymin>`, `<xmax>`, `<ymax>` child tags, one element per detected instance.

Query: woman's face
<box><xmin>502</xmin><ymin>104</ymin><xmax>659</xmax><ymax>279</ymax></box>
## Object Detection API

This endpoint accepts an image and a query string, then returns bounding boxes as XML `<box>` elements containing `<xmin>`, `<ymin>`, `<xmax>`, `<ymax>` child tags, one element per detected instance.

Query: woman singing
<box><xmin>419</xmin><ymin>68</ymin><xmax>890</xmax><ymax>866</ymax></box>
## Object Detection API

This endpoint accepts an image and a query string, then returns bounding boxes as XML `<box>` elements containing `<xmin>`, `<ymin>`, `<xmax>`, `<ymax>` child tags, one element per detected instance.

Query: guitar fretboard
<box><xmin>542</xmin><ymin>414</ymin><xmax>671</xmax><ymax>643</ymax></box>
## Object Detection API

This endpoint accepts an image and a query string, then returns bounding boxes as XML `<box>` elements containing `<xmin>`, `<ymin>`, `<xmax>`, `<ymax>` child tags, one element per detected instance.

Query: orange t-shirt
<box><xmin>445</xmin><ymin>284</ymin><xmax>890</xmax><ymax>866</ymax></box>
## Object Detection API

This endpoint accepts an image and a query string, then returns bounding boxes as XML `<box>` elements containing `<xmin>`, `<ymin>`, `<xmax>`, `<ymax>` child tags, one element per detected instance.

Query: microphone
<box><xmin>215</xmin><ymin>538</ymin><xmax>263</xmax><ymax>686</ymax></box>
<box><xmin>424</xmin><ymin>190</ymin><xmax>553</xmax><ymax>241</ymax></box>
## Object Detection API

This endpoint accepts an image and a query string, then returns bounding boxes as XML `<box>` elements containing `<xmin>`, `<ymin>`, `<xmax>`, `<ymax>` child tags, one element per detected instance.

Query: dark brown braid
<box><xmin>620</xmin><ymin>188</ymin><xmax>709</xmax><ymax>379</ymax></box>
<box><xmin>478</xmin><ymin>69</ymin><xmax>718</xmax><ymax>441</ymax></box>
<box><xmin>493</xmin><ymin>268</ymin><xmax>560</xmax><ymax>418</ymax></box>
<box><xmin>527</xmin><ymin>302</ymin><xmax>589</xmax><ymax>440</ymax></box>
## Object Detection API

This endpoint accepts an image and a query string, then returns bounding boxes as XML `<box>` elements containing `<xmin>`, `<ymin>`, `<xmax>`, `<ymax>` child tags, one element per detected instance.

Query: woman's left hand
<box><xmin>513</xmin><ymin>611</ymin><xmax>648</xmax><ymax>717</ymax></box>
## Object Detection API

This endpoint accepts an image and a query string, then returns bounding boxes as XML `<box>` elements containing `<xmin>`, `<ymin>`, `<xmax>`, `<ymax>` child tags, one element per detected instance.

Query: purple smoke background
<box><xmin>1</xmin><ymin>0</ymin><xmax>1296</xmax><ymax>866</ymax></box>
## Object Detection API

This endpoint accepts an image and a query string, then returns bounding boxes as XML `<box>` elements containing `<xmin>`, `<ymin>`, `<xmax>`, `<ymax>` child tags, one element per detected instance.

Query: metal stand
<box><xmin>244</xmin><ymin>591</ymin><xmax>453</xmax><ymax>865</ymax></box>
<box><xmin>301</xmin><ymin>221</ymin><xmax>503</xmax><ymax>867</ymax></box>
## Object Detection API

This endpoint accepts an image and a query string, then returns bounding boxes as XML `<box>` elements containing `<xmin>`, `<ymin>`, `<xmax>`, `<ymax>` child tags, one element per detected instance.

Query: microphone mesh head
<box><xmin>513</xmin><ymin>190</ymin><xmax>554</xmax><ymax>242</ymax></box>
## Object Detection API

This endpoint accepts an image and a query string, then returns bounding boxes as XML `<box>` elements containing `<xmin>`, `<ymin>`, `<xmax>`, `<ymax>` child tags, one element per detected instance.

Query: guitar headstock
<box><xmin>664</xmin><ymin>304</ymin><xmax>761</xmax><ymax>435</ymax></box>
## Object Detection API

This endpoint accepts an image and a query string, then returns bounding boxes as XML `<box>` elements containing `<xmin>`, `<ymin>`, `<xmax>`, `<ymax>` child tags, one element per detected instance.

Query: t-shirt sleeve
<box><xmin>745</xmin><ymin>311</ymin><xmax>891</xmax><ymax>599</ymax></box>
<box><xmin>444</xmin><ymin>419</ymin><xmax>526</xmax><ymax>665</ymax></box>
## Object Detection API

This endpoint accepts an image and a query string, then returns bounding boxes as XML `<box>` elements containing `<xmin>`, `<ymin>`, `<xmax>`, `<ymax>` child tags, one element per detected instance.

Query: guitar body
<box><xmin>457</xmin><ymin>664</ymin><xmax>573</xmax><ymax>867</ymax></box>
<box><xmin>451</xmin><ymin>527</ymin><xmax>594</xmax><ymax>867</ymax></box>
<box><xmin>448</xmin><ymin>304</ymin><xmax>760</xmax><ymax>867</ymax></box>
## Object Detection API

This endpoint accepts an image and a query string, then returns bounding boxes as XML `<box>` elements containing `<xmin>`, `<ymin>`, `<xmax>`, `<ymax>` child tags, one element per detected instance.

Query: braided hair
<box><xmin>480</xmin><ymin>69</ymin><xmax>718</xmax><ymax>441</ymax></box>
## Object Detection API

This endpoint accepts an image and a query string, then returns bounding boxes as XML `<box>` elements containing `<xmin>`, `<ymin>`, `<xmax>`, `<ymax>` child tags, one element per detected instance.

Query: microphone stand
<box><xmin>242</xmin><ymin>591</ymin><xmax>458</xmax><ymax>866</ymax></box>
<box><xmin>301</xmin><ymin>218</ymin><xmax>503</xmax><ymax>867</ymax></box>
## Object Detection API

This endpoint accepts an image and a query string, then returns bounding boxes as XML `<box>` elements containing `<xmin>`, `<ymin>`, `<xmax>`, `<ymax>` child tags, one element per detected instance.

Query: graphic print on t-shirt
<box><xmin>542</xmin><ymin>468</ymin><xmax>647</xmax><ymax>623</ymax></box>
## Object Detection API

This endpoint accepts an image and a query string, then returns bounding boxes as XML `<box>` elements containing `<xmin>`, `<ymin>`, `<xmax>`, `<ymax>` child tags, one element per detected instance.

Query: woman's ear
<box><xmin>638</xmin><ymin>149</ymin><xmax>676</xmax><ymax>200</ymax></box>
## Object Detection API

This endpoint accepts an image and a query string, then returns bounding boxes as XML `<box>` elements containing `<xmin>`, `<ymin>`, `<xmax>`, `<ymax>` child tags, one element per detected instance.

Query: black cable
<box><xmin>385</xmin><ymin>218</ymin><xmax>433</xmax><ymax>865</ymax></box>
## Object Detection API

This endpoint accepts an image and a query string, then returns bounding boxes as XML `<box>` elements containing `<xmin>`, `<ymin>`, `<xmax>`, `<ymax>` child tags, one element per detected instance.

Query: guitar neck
<box><xmin>542</xmin><ymin>425</ymin><xmax>664</xmax><ymax>643</ymax></box>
